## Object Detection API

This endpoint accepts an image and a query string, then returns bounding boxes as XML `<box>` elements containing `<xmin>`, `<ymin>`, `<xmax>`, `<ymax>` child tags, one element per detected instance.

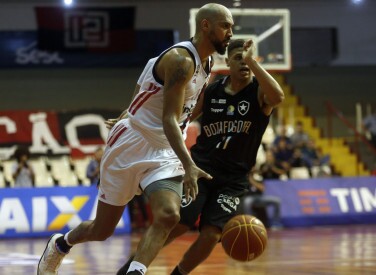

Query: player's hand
<box><xmin>105</xmin><ymin>118</ymin><xmax>119</xmax><ymax>130</ymax></box>
<box><xmin>183</xmin><ymin>165</ymin><xmax>212</xmax><ymax>201</ymax></box>
<box><xmin>242</xmin><ymin>39</ymin><xmax>256</xmax><ymax>62</ymax></box>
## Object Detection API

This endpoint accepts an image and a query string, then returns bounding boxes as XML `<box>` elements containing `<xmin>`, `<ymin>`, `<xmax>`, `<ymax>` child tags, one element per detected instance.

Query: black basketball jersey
<box><xmin>191</xmin><ymin>76</ymin><xmax>270</xmax><ymax>183</ymax></box>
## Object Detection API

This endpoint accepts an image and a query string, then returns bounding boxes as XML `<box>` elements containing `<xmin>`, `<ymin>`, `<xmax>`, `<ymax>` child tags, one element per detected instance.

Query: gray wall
<box><xmin>0</xmin><ymin>0</ymin><xmax>375</xmax><ymax>115</ymax></box>
<box><xmin>285</xmin><ymin>66</ymin><xmax>376</xmax><ymax>137</ymax></box>
<box><xmin>0</xmin><ymin>0</ymin><xmax>376</xmax><ymax>65</ymax></box>
<box><xmin>0</xmin><ymin>68</ymin><xmax>141</xmax><ymax>111</ymax></box>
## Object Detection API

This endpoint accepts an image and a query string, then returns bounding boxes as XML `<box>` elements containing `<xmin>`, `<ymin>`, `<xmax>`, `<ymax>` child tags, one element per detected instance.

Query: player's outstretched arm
<box><xmin>242</xmin><ymin>39</ymin><xmax>284</xmax><ymax>114</ymax></box>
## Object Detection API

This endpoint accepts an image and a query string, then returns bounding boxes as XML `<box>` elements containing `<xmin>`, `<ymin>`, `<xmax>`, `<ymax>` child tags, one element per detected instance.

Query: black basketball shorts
<box><xmin>179</xmin><ymin>177</ymin><xmax>248</xmax><ymax>230</ymax></box>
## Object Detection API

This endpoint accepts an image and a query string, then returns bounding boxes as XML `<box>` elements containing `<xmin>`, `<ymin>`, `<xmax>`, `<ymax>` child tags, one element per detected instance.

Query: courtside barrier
<box><xmin>265</xmin><ymin>177</ymin><xmax>376</xmax><ymax>227</ymax></box>
<box><xmin>0</xmin><ymin>185</ymin><xmax>131</xmax><ymax>238</ymax></box>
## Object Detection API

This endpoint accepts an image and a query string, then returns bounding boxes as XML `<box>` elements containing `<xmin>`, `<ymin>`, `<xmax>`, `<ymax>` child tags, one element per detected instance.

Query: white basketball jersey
<box><xmin>128</xmin><ymin>41</ymin><xmax>211</xmax><ymax>147</ymax></box>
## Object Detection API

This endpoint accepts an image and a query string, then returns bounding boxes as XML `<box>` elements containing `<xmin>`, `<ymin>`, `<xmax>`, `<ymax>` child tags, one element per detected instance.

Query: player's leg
<box><xmin>116</xmin><ymin>218</ymin><xmax>198</xmax><ymax>275</ymax></box>
<box><xmin>171</xmin><ymin>182</ymin><xmax>247</xmax><ymax>274</ymax></box>
<box><xmin>116</xmin><ymin>223</ymin><xmax>185</xmax><ymax>275</ymax></box>
<box><xmin>117</xmin><ymin>218</ymin><xmax>191</xmax><ymax>275</ymax></box>
<box><xmin>171</xmin><ymin>224</ymin><xmax>221</xmax><ymax>275</ymax></box>
<box><xmin>125</xmin><ymin>177</ymin><xmax>182</xmax><ymax>274</ymax></box>
<box><xmin>118</xmin><ymin>178</ymin><xmax>208</xmax><ymax>275</ymax></box>
<box><xmin>65</xmin><ymin>201</ymin><xmax>126</xmax><ymax>243</ymax></box>
<box><xmin>39</xmin><ymin>120</ymin><xmax>138</xmax><ymax>275</ymax></box>
<box><xmin>38</xmin><ymin>200</ymin><xmax>126</xmax><ymax>275</ymax></box>
<box><xmin>166</xmin><ymin>181</ymin><xmax>212</xmax><ymax>245</ymax></box>
<box><xmin>135</xmin><ymin>189</ymin><xmax>181</xmax><ymax>262</ymax></box>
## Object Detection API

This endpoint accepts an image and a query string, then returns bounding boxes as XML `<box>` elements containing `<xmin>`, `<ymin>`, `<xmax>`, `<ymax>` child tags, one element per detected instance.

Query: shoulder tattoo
<box><xmin>165</xmin><ymin>57</ymin><xmax>192</xmax><ymax>89</ymax></box>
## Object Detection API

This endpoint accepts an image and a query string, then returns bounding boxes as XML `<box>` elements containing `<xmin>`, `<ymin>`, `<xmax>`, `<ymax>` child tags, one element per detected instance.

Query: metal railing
<box><xmin>325</xmin><ymin>101</ymin><xmax>376</xmax><ymax>173</ymax></box>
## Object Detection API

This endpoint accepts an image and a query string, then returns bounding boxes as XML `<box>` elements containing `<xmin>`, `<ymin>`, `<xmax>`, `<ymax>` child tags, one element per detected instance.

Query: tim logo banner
<box><xmin>35</xmin><ymin>7</ymin><xmax>135</xmax><ymax>52</ymax></box>
<box><xmin>0</xmin><ymin>186</ymin><xmax>131</xmax><ymax>238</ymax></box>
<box><xmin>265</xmin><ymin>177</ymin><xmax>376</xmax><ymax>227</ymax></box>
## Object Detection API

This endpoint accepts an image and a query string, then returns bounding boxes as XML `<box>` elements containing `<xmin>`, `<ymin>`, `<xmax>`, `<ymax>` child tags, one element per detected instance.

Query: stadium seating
<box><xmin>274</xmin><ymin>74</ymin><xmax>370</xmax><ymax>177</ymax></box>
<box><xmin>71</xmin><ymin>157</ymin><xmax>91</xmax><ymax>186</ymax></box>
<box><xmin>2</xmin><ymin>160</ymin><xmax>15</xmax><ymax>187</ymax></box>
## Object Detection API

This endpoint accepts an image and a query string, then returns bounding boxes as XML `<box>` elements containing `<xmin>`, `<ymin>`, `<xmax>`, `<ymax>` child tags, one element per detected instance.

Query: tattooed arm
<box><xmin>156</xmin><ymin>48</ymin><xmax>212</xmax><ymax>200</ymax></box>
<box><xmin>242</xmin><ymin>39</ymin><xmax>284</xmax><ymax>116</ymax></box>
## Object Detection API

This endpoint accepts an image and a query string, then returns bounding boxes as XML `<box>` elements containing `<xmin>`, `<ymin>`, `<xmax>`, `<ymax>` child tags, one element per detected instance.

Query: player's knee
<box><xmin>90</xmin><ymin>224</ymin><xmax>114</xmax><ymax>241</ymax></box>
<box><xmin>200</xmin><ymin>226</ymin><xmax>222</xmax><ymax>244</ymax></box>
<box><xmin>94</xmin><ymin>230</ymin><xmax>114</xmax><ymax>241</ymax></box>
<box><xmin>154</xmin><ymin>206</ymin><xmax>180</xmax><ymax>229</ymax></box>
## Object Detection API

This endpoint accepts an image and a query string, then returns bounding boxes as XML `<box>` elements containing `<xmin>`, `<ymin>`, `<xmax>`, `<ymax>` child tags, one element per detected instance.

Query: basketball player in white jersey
<box><xmin>38</xmin><ymin>3</ymin><xmax>233</xmax><ymax>275</ymax></box>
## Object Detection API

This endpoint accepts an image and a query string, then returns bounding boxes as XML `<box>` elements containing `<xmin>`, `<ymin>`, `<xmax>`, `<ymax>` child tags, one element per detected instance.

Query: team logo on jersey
<box><xmin>238</xmin><ymin>101</ymin><xmax>250</xmax><ymax>116</ymax></box>
<box><xmin>227</xmin><ymin>105</ymin><xmax>235</xmax><ymax>115</ymax></box>
<box><xmin>181</xmin><ymin>194</ymin><xmax>193</xmax><ymax>208</ymax></box>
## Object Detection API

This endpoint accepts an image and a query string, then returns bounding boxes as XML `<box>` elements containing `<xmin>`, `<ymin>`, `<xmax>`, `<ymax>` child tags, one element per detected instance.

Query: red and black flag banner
<box><xmin>35</xmin><ymin>6</ymin><xmax>135</xmax><ymax>53</ymax></box>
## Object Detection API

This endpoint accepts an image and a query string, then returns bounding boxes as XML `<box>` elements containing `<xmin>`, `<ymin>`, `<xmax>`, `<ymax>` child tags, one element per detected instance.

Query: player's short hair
<box><xmin>227</xmin><ymin>39</ymin><xmax>245</xmax><ymax>56</ymax></box>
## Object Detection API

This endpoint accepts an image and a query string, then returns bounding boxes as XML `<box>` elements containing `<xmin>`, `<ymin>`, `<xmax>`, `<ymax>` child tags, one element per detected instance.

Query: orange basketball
<box><xmin>221</xmin><ymin>215</ymin><xmax>268</xmax><ymax>262</ymax></box>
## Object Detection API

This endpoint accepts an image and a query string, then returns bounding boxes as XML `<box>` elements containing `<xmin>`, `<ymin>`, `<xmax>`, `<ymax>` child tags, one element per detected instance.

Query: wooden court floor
<box><xmin>1</xmin><ymin>224</ymin><xmax>375</xmax><ymax>275</ymax></box>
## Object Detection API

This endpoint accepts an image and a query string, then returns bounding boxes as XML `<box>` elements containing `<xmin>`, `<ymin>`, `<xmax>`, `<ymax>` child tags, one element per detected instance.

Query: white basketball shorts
<box><xmin>98</xmin><ymin>119</ymin><xmax>185</xmax><ymax>206</ymax></box>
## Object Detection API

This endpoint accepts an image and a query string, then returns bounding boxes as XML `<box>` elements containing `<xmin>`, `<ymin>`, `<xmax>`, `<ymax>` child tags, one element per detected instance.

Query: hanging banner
<box><xmin>0</xmin><ymin>109</ymin><xmax>120</xmax><ymax>158</ymax></box>
<box><xmin>35</xmin><ymin>6</ymin><xmax>136</xmax><ymax>53</ymax></box>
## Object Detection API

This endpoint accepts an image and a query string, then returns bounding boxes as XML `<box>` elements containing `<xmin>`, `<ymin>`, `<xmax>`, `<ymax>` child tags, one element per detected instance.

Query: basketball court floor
<box><xmin>1</xmin><ymin>224</ymin><xmax>375</xmax><ymax>274</ymax></box>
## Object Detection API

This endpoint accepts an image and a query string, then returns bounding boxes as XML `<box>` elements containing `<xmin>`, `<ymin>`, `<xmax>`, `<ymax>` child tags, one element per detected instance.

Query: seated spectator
<box><xmin>290</xmin><ymin>121</ymin><xmax>310</xmax><ymax>149</ymax></box>
<box><xmin>273</xmin><ymin>139</ymin><xmax>294</xmax><ymax>173</ymax></box>
<box><xmin>12</xmin><ymin>146</ymin><xmax>35</xmax><ymax>187</ymax></box>
<box><xmin>301</xmin><ymin>139</ymin><xmax>330</xmax><ymax>167</ymax></box>
<box><xmin>290</xmin><ymin>148</ymin><xmax>311</xmax><ymax>169</ymax></box>
<box><xmin>260</xmin><ymin>150</ymin><xmax>287</xmax><ymax>179</ymax></box>
<box><xmin>272</xmin><ymin>124</ymin><xmax>293</xmax><ymax>149</ymax></box>
<box><xmin>243</xmin><ymin>169</ymin><xmax>283</xmax><ymax>229</ymax></box>
<box><xmin>86</xmin><ymin>147</ymin><xmax>103</xmax><ymax>185</ymax></box>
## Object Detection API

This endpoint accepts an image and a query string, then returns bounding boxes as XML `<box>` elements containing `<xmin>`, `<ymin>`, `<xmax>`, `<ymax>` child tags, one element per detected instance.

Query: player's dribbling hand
<box><xmin>183</xmin><ymin>165</ymin><xmax>212</xmax><ymax>201</ymax></box>
<box><xmin>242</xmin><ymin>39</ymin><xmax>256</xmax><ymax>62</ymax></box>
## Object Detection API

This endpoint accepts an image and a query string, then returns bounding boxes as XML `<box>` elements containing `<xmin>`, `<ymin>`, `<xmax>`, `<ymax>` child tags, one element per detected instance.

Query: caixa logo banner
<box><xmin>265</xmin><ymin>177</ymin><xmax>376</xmax><ymax>227</ymax></box>
<box><xmin>0</xmin><ymin>186</ymin><xmax>131</xmax><ymax>238</ymax></box>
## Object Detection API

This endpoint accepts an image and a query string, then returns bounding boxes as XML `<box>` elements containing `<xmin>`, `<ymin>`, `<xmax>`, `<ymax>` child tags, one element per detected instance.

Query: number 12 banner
<box><xmin>35</xmin><ymin>6</ymin><xmax>136</xmax><ymax>53</ymax></box>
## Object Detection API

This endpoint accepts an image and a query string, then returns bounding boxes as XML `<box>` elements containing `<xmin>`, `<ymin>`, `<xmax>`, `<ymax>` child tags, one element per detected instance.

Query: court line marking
<box><xmin>0</xmin><ymin>253</ymin><xmax>74</xmax><ymax>266</ymax></box>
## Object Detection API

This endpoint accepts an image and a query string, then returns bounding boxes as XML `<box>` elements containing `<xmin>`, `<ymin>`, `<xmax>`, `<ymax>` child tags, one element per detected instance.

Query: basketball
<box><xmin>221</xmin><ymin>215</ymin><xmax>268</xmax><ymax>262</ymax></box>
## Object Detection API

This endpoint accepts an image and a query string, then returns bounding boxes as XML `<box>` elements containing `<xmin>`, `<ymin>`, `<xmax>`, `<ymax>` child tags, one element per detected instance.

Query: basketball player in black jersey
<box><xmin>117</xmin><ymin>39</ymin><xmax>284</xmax><ymax>275</ymax></box>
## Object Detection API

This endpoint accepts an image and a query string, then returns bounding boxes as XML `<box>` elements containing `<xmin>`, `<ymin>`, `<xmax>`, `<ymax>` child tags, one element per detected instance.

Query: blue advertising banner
<box><xmin>265</xmin><ymin>177</ymin><xmax>376</xmax><ymax>227</ymax></box>
<box><xmin>0</xmin><ymin>185</ymin><xmax>131</xmax><ymax>238</ymax></box>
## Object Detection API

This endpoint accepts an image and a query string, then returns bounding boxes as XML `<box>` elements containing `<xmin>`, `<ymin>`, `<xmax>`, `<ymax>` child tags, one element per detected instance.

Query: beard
<box><xmin>209</xmin><ymin>32</ymin><xmax>228</xmax><ymax>55</ymax></box>
<box><xmin>213</xmin><ymin>40</ymin><xmax>227</xmax><ymax>55</ymax></box>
